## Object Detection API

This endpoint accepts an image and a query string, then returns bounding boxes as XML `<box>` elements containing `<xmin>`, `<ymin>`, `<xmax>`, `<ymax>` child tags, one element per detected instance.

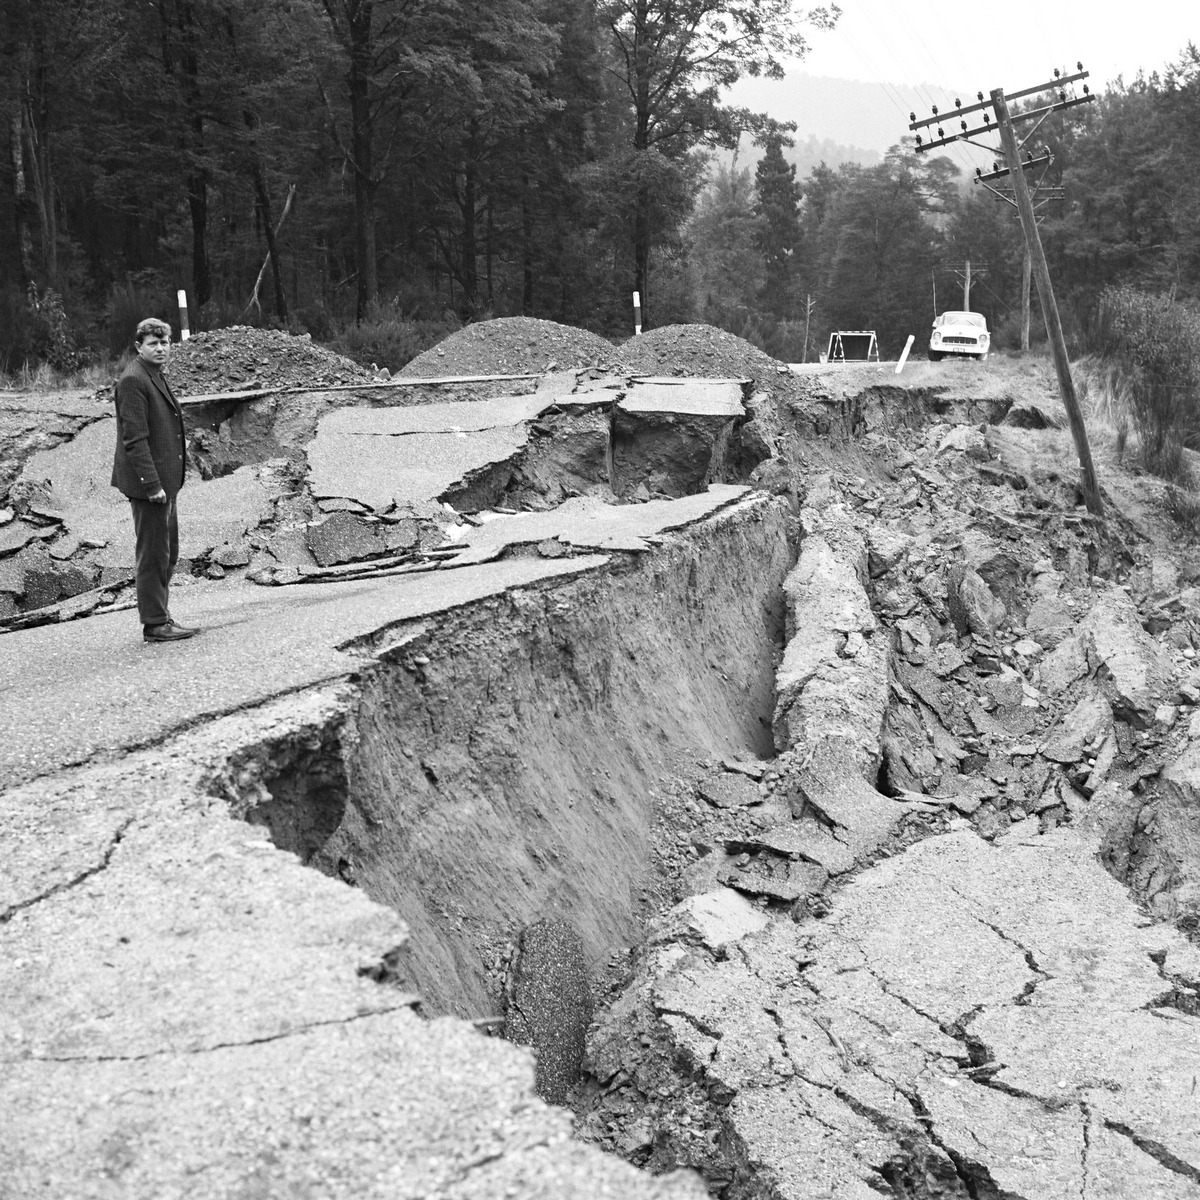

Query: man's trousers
<box><xmin>129</xmin><ymin>496</ymin><xmax>179</xmax><ymax>627</ymax></box>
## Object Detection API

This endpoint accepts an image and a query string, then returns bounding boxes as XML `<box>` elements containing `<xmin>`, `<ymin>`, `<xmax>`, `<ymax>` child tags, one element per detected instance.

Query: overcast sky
<box><xmin>792</xmin><ymin>0</ymin><xmax>1192</xmax><ymax>95</ymax></box>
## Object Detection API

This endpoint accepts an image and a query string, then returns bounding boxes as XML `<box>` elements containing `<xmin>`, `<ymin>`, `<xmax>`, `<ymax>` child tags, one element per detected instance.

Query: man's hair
<box><xmin>135</xmin><ymin>317</ymin><xmax>172</xmax><ymax>344</ymax></box>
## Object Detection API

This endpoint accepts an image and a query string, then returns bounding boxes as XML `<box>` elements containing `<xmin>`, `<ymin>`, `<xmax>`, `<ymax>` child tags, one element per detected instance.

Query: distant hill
<box><xmin>715</xmin><ymin>134</ymin><xmax>880</xmax><ymax>181</ymax></box>
<box><xmin>725</xmin><ymin>72</ymin><xmax>973</xmax><ymax>157</ymax></box>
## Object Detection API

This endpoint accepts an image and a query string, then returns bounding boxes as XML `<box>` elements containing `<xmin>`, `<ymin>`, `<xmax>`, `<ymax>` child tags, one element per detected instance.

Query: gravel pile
<box><xmin>165</xmin><ymin>326</ymin><xmax>371</xmax><ymax>396</ymax></box>
<box><xmin>614</xmin><ymin>324</ymin><xmax>793</xmax><ymax>390</ymax></box>
<box><xmin>401</xmin><ymin>317</ymin><xmax>616</xmax><ymax>378</ymax></box>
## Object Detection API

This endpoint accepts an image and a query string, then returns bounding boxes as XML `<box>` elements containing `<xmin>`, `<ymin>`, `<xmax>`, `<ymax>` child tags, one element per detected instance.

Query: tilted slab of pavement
<box><xmin>585</xmin><ymin>825</ymin><xmax>1200</xmax><ymax>1198</ymax></box>
<box><xmin>445</xmin><ymin>486</ymin><xmax>751</xmax><ymax>566</ymax></box>
<box><xmin>307</xmin><ymin>393</ymin><xmax>563</xmax><ymax>511</ymax></box>
<box><xmin>15</xmin><ymin>416</ymin><xmax>279</xmax><ymax>569</ymax></box>
<box><xmin>619</xmin><ymin>377</ymin><xmax>747</xmax><ymax>416</ymax></box>
<box><xmin>0</xmin><ymin>734</ymin><xmax>706</xmax><ymax>1200</ymax></box>
<box><xmin>305</xmin><ymin>379</ymin><xmax>748</xmax><ymax>513</ymax></box>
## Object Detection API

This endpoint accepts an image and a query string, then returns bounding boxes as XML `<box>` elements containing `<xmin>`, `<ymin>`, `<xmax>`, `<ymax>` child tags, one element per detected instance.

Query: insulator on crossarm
<box><xmin>975</xmin><ymin>167</ymin><xmax>982</xmax><ymax>177</ymax></box>
<box><xmin>932</xmin><ymin>104</ymin><xmax>938</xmax><ymax>116</ymax></box>
<box><xmin>916</xmin><ymin>134</ymin><xmax>923</xmax><ymax>147</ymax></box>
<box><xmin>937</xmin><ymin>126</ymin><xmax>944</xmax><ymax>138</ymax></box>
<box><xmin>1054</xmin><ymin>67</ymin><xmax>1061</xmax><ymax>78</ymax></box>
<box><xmin>1077</xmin><ymin>61</ymin><xmax>1083</xmax><ymax>71</ymax></box>
<box><xmin>961</xmin><ymin>120</ymin><xmax>967</xmax><ymax>131</ymax></box>
<box><xmin>977</xmin><ymin>91</ymin><xmax>984</xmax><ymax>102</ymax></box>
<box><xmin>1083</xmin><ymin>84</ymin><xmax>1089</xmax><ymax>95</ymax></box>
<box><xmin>955</xmin><ymin>98</ymin><xmax>962</xmax><ymax>109</ymax></box>
<box><xmin>910</xmin><ymin>111</ymin><xmax>916</xmax><ymax>123</ymax></box>
<box><xmin>983</xmin><ymin>112</ymin><xmax>991</xmax><ymax>125</ymax></box>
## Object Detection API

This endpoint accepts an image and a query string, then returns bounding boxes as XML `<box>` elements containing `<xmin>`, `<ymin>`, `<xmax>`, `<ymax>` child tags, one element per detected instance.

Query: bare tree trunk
<box><xmin>165</xmin><ymin>0</ymin><xmax>212</xmax><ymax>306</ymax></box>
<box><xmin>459</xmin><ymin>158</ymin><xmax>479</xmax><ymax>315</ymax></box>
<box><xmin>245</xmin><ymin>181</ymin><xmax>296</xmax><ymax>320</ymax></box>
<box><xmin>20</xmin><ymin>99</ymin><xmax>56</xmax><ymax>282</ymax></box>
<box><xmin>521</xmin><ymin>181</ymin><xmax>534</xmax><ymax>314</ymax></box>
<box><xmin>251</xmin><ymin>163</ymin><xmax>288</xmax><ymax>321</ymax></box>
<box><xmin>9</xmin><ymin>111</ymin><xmax>36</xmax><ymax>283</ymax></box>
<box><xmin>347</xmin><ymin>2</ymin><xmax>377</xmax><ymax>320</ymax></box>
<box><xmin>486</xmin><ymin>193</ymin><xmax>494</xmax><ymax>310</ymax></box>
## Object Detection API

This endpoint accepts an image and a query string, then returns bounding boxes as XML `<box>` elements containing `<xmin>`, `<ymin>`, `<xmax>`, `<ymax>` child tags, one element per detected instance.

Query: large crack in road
<box><xmin>5</xmin><ymin>329</ymin><xmax>1200</xmax><ymax>1198</ymax></box>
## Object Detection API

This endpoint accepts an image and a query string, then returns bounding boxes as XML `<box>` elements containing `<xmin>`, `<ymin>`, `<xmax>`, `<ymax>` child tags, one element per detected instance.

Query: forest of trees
<box><xmin>1</xmin><ymin>0</ymin><xmax>1198</xmax><ymax>371</ymax></box>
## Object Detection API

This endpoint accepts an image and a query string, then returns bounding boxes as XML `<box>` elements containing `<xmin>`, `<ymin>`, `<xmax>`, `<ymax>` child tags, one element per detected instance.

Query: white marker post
<box><xmin>177</xmin><ymin>290</ymin><xmax>190</xmax><ymax>341</ymax></box>
<box><xmin>895</xmin><ymin>334</ymin><xmax>914</xmax><ymax>374</ymax></box>
<box><xmin>633</xmin><ymin>291</ymin><xmax>642</xmax><ymax>336</ymax></box>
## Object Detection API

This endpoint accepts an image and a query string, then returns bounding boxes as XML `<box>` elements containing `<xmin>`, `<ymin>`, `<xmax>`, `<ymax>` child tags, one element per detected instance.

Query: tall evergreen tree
<box><xmin>690</xmin><ymin>160</ymin><xmax>761</xmax><ymax>328</ymax></box>
<box><xmin>754</xmin><ymin>133</ymin><xmax>802</xmax><ymax>318</ymax></box>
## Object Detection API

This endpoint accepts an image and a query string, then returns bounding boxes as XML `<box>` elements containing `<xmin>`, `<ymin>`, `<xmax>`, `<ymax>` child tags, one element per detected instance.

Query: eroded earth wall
<box><xmin>221</xmin><ymin>497</ymin><xmax>794</xmax><ymax>1018</ymax></box>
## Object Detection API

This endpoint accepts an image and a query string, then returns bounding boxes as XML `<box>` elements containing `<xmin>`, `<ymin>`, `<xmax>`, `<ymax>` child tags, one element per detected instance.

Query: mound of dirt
<box><xmin>166</xmin><ymin>326</ymin><xmax>371</xmax><ymax>396</ymax></box>
<box><xmin>614</xmin><ymin>324</ymin><xmax>793</xmax><ymax>390</ymax></box>
<box><xmin>400</xmin><ymin>317</ymin><xmax>616</xmax><ymax>378</ymax></box>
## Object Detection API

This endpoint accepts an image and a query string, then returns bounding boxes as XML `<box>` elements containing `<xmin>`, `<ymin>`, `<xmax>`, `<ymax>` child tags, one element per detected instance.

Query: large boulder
<box><xmin>1081</xmin><ymin>587</ymin><xmax>1173</xmax><ymax>726</ymax></box>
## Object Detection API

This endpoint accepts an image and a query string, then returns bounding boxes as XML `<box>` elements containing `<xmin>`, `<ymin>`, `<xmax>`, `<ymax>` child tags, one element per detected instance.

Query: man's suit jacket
<box><xmin>111</xmin><ymin>357</ymin><xmax>188</xmax><ymax>500</ymax></box>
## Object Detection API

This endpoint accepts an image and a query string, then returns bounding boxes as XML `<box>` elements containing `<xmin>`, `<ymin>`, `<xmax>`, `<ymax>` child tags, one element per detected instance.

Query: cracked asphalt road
<box><xmin>0</xmin><ymin>556</ymin><xmax>608</xmax><ymax>788</ymax></box>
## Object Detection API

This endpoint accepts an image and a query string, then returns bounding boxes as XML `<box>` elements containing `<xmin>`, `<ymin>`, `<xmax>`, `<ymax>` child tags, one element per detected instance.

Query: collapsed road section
<box><xmin>0</xmin><ymin>475</ymin><xmax>787</xmax><ymax>1196</ymax></box>
<box><xmin>5</xmin><ymin>319</ymin><xmax>1200</xmax><ymax>1198</ymax></box>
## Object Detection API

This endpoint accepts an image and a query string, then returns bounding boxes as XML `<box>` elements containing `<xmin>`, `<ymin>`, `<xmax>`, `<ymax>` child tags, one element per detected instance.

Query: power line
<box><xmin>913</xmin><ymin>73</ymin><xmax>1101</xmax><ymax>516</ymax></box>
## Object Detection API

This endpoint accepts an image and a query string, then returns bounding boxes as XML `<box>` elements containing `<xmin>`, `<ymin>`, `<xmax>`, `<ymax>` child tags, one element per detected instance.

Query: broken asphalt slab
<box><xmin>0</xmin><ymin>744</ymin><xmax>706</xmax><ymax>1200</ymax></box>
<box><xmin>619</xmin><ymin>378</ymin><xmax>747</xmax><ymax>417</ymax></box>
<box><xmin>585</xmin><ymin>826</ymin><xmax>1200</xmax><ymax>1198</ymax></box>
<box><xmin>446</xmin><ymin>485</ymin><xmax>752</xmax><ymax>566</ymax></box>
<box><xmin>319</xmin><ymin>392</ymin><xmax>557</xmax><ymax>435</ymax></box>
<box><xmin>0</xmin><ymin>556</ymin><xmax>606</xmax><ymax>788</ymax></box>
<box><xmin>15</xmin><ymin>417</ymin><xmax>278</xmax><ymax>568</ymax></box>
<box><xmin>308</xmin><ymin>424</ymin><xmax>533</xmax><ymax>511</ymax></box>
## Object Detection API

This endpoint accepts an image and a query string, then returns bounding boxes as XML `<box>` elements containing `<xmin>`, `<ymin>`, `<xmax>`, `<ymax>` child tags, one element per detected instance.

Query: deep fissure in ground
<box><xmin>220</xmin><ymin>498</ymin><xmax>794</xmax><ymax>1022</ymax></box>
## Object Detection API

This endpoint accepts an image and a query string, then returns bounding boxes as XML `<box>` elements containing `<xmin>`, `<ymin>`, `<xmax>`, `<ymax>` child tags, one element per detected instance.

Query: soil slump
<box><xmin>219</xmin><ymin>496</ymin><xmax>794</xmax><ymax>1022</ymax></box>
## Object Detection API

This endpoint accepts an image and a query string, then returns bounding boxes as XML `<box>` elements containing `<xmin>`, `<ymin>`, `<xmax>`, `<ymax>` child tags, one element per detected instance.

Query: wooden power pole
<box><xmin>991</xmin><ymin>88</ymin><xmax>1101</xmax><ymax>515</ymax></box>
<box><xmin>908</xmin><ymin>71</ymin><xmax>1103</xmax><ymax>518</ymax></box>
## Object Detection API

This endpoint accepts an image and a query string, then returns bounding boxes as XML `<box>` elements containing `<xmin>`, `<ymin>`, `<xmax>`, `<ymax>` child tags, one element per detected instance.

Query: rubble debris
<box><xmin>502</xmin><ymin>918</ymin><xmax>594</xmax><ymax>1106</ymax></box>
<box><xmin>614</xmin><ymin>324</ymin><xmax>792</xmax><ymax>395</ymax></box>
<box><xmin>401</xmin><ymin>316</ymin><xmax>616</xmax><ymax>378</ymax></box>
<box><xmin>306</xmin><ymin>511</ymin><xmax>386</xmax><ymax>568</ymax></box>
<box><xmin>161</xmin><ymin>325</ymin><xmax>372</xmax><ymax>395</ymax></box>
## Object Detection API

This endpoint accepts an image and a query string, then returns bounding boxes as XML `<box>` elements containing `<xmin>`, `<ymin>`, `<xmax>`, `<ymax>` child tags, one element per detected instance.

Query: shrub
<box><xmin>106</xmin><ymin>274</ymin><xmax>176</xmax><ymax>357</ymax></box>
<box><xmin>1085</xmin><ymin>286</ymin><xmax>1200</xmax><ymax>391</ymax></box>
<box><xmin>1080</xmin><ymin>288</ymin><xmax>1200</xmax><ymax>504</ymax></box>
<box><xmin>0</xmin><ymin>286</ymin><xmax>35</xmax><ymax>372</ymax></box>
<box><xmin>25</xmin><ymin>282</ymin><xmax>85</xmax><ymax>372</ymax></box>
<box><xmin>327</xmin><ymin>304</ymin><xmax>461</xmax><ymax>372</ymax></box>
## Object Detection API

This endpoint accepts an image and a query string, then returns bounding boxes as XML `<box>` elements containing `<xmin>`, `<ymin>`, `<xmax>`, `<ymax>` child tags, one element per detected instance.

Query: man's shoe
<box><xmin>144</xmin><ymin>621</ymin><xmax>199</xmax><ymax>642</ymax></box>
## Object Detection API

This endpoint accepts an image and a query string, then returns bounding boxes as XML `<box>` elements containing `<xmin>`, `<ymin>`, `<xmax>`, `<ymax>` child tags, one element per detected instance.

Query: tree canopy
<box><xmin>2</xmin><ymin>6</ymin><xmax>1198</xmax><ymax>369</ymax></box>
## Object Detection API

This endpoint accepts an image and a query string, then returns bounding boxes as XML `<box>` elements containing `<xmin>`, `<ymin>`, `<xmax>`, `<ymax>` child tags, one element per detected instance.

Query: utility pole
<box><xmin>802</xmin><ymin>294</ymin><xmax>815</xmax><ymax>363</ymax></box>
<box><xmin>978</xmin><ymin>168</ymin><xmax>1062</xmax><ymax>350</ymax></box>
<box><xmin>907</xmin><ymin>70</ymin><xmax>1102</xmax><ymax>518</ymax></box>
<box><xmin>991</xmin><ymin>86</ymin><xmax>1101</xmax><ymax>515</ymax></box>
<box><xmin>942</xmin><ymin>260</ymin><xmax>988</xmax><ymax>309</ymax></box>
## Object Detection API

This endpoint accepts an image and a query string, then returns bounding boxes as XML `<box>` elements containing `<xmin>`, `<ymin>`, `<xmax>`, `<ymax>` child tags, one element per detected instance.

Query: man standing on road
<box><xmin>111</xmin><ymin>318</ymin><xmax>199</xmax><ymax>643</ymax></box>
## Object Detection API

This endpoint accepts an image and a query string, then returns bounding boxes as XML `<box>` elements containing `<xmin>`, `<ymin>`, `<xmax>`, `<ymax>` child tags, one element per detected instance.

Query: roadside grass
<box><xmin>1076</xmin><ymin>288</ymin><xmax>1200</xmax><ymax>527</ymax></box>
<box><xmin>0</xmin><ymin>359</ymin><xmax>116</xmax><ymax>393</ymax></box>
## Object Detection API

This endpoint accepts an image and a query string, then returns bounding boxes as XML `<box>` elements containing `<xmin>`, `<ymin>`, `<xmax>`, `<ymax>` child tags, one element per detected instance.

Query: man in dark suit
<box><xmin>111</xmin><ymin>318</ymin><xmax>199</xmax><ymax>642</ymax></box>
